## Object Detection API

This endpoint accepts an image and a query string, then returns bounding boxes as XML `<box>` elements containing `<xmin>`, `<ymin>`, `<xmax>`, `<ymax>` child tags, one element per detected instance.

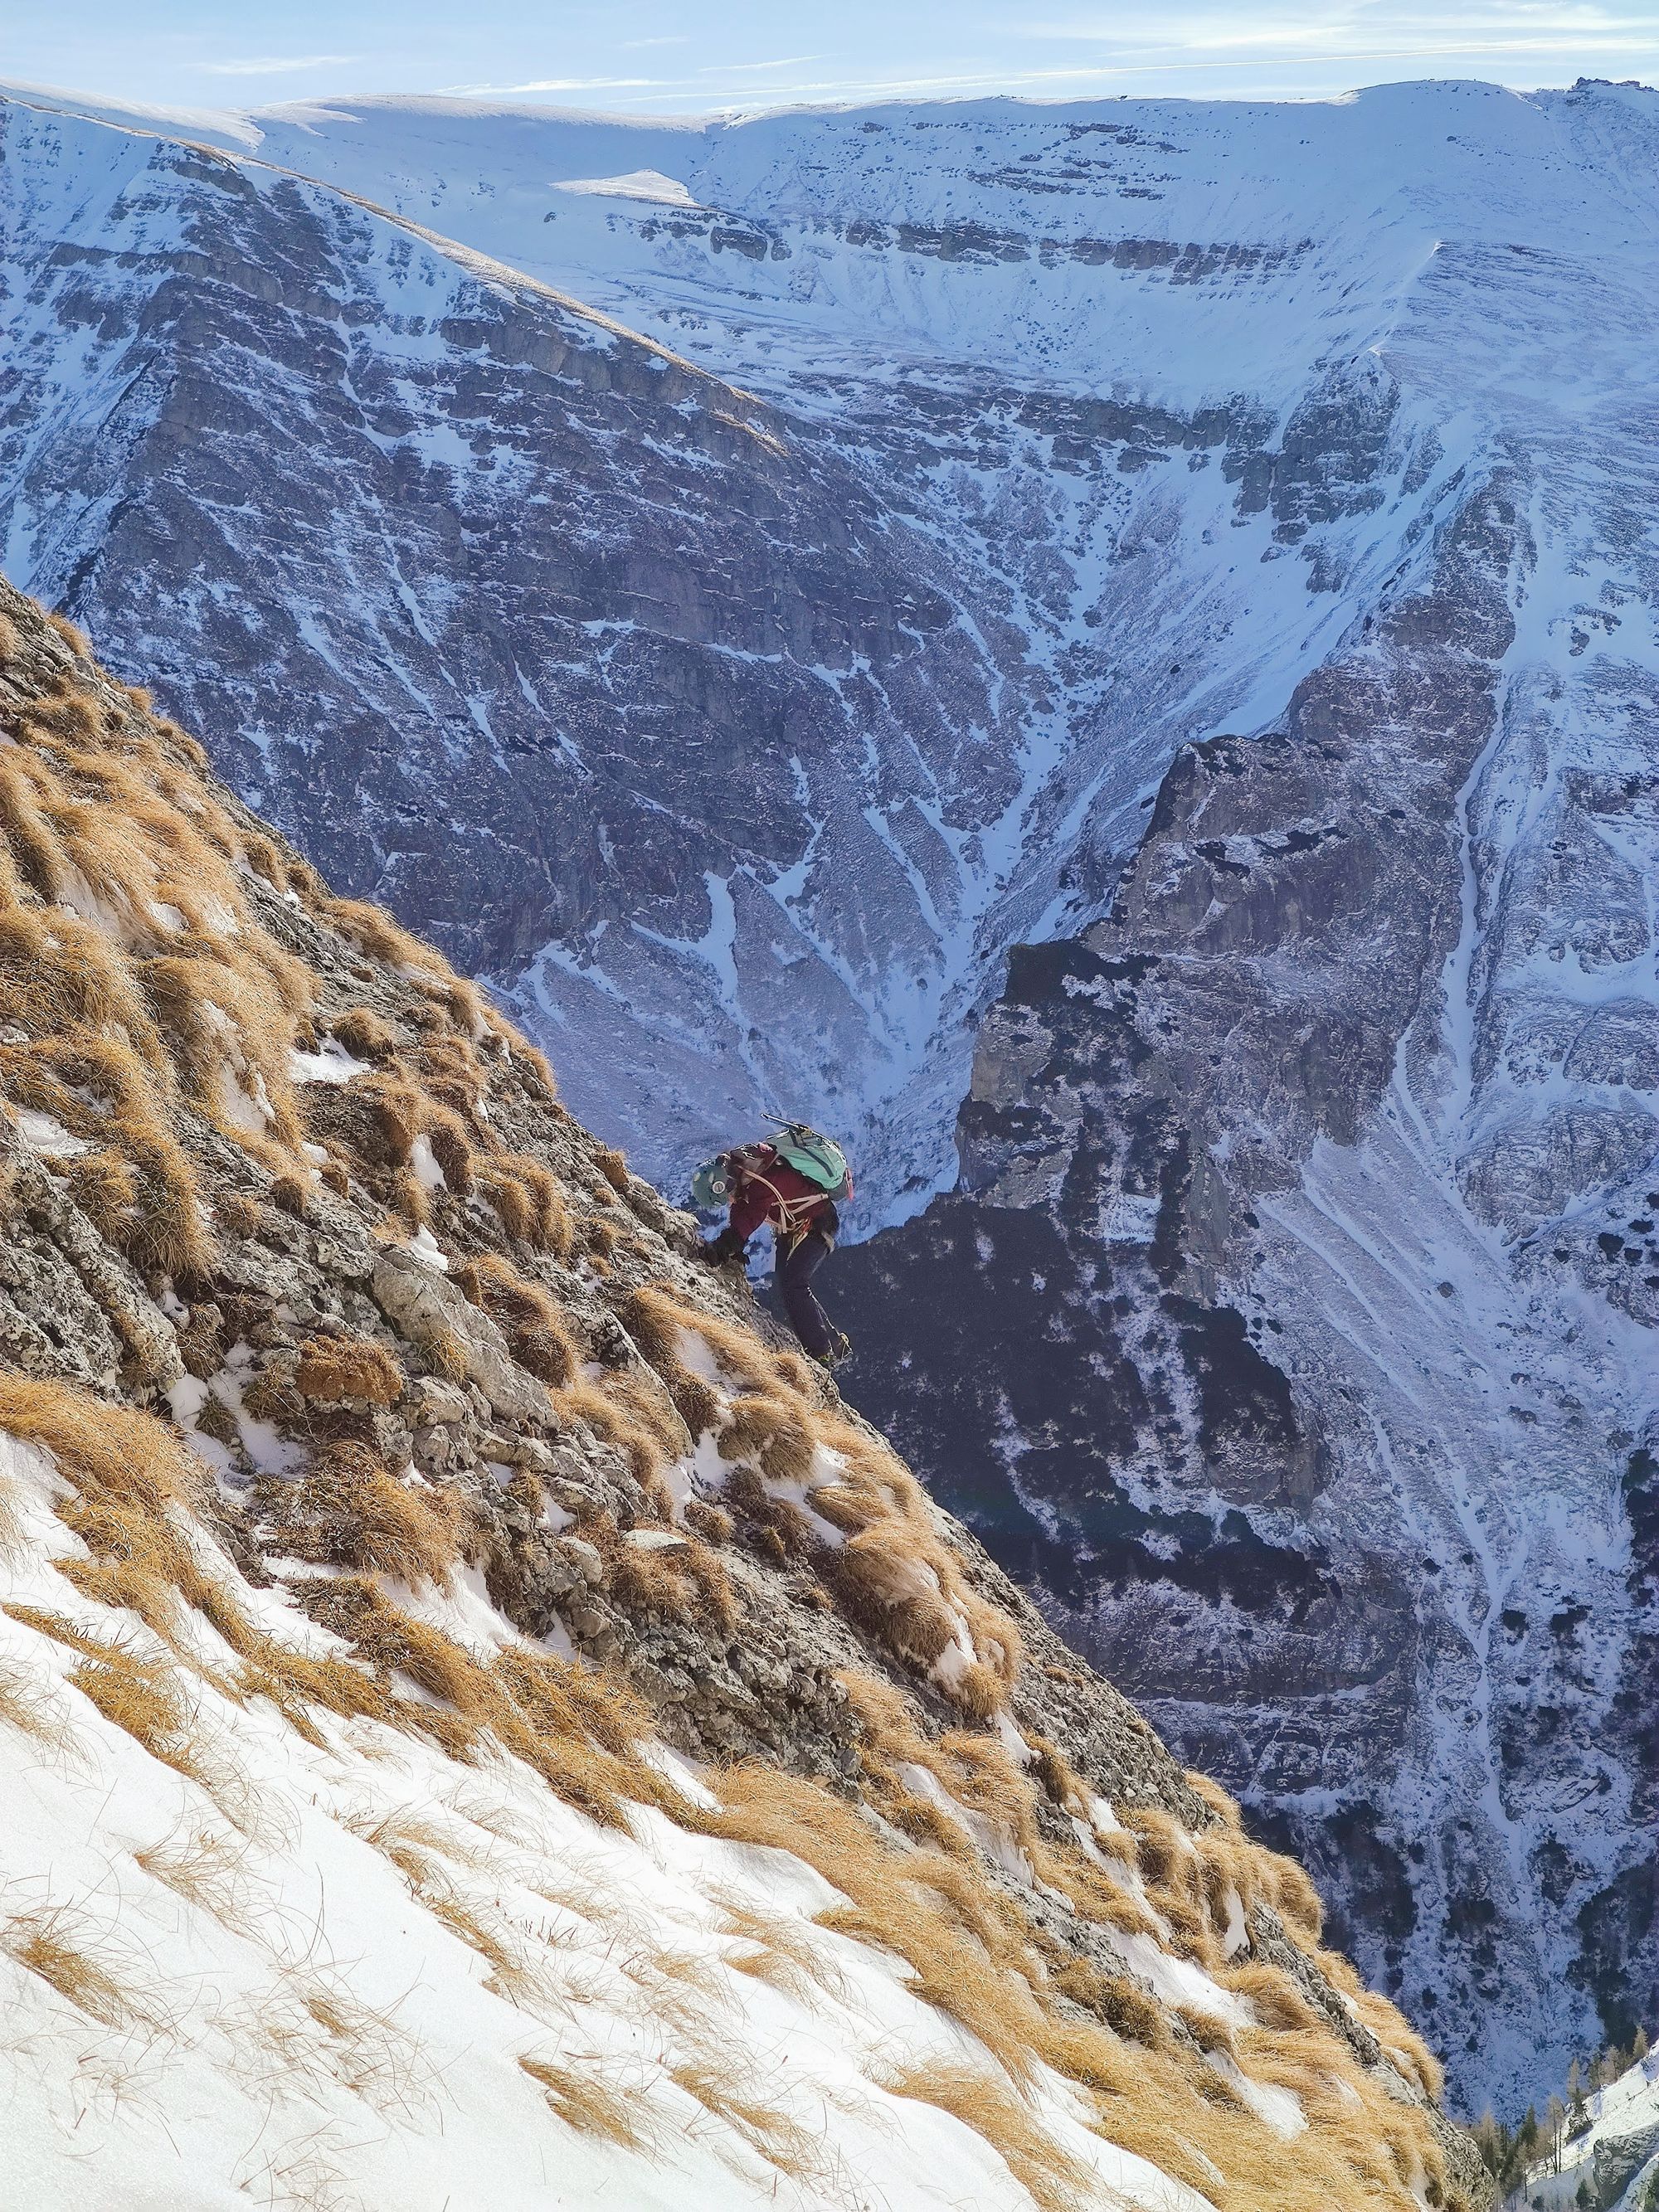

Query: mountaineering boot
<box><xmin>813</xmin><ymin>1330</ymin><xmax>853</xmax><ymax>1373</ymax></box>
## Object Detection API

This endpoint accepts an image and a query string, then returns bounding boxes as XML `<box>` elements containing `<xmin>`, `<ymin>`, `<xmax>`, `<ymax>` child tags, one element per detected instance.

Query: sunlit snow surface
<box><xmin>1518</xmin><ymin>2046</ymin><xmax>1659</xmax><ymax>2210</ymax></box>
<box><xmin>0</xmin><ymin>1432</ymin><xmax>1201</xmax><ymax>2212</ymax></box>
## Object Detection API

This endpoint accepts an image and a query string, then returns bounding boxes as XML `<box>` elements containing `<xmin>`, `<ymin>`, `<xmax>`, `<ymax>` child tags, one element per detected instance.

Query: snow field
<box><xmin>1506</xmin><ymin>2047</ymin><xmax>1659</xmax><ymax>2210</ymax></box>
<box><xmin>0</xmin><ymin>1429</ymin><xmax>1199</xmax><ymax>2212</ymax></box>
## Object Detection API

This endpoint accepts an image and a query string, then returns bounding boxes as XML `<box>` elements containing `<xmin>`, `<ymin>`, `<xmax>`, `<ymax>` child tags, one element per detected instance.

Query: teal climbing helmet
<box><xmin>689</xmin><ymin>1154</ymin><xmax>737</xmax><ymax>1211</ymax></box>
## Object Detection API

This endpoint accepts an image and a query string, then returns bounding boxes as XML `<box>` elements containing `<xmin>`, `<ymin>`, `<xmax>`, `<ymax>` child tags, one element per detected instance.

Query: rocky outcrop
<box><xmin>0</xmin><ymin>576</ymin><xmax>1492</xmax><ymax>2205</ymax></box>
<box><xmin>844</xmin><ymin>453</ymin><xmax>1659</xmax><ymax>2112</ymax></box>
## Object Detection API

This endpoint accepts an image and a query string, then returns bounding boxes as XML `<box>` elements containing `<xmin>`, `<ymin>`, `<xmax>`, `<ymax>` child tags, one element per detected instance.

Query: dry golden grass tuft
<box><xmin>701</xmin><ymin>1762</ymin><xmax>1046</xmax><ymax>2083</ymax></box>
<box><xmin>133</xmin><ymin>1823</ymin><xmax>260</xmax><ymax>1932</ymax></box>
<box><xmin>881</xmin><ymin>2061</ymin><xmax>1097</xmax><ymax>2212</ymax></box>
<box><xmin>581</xmin><ymin>1514</ymin><xmax>739</xmax><ymax>1637</ymax></box>
<box><xmin>613</xmin><ymin>1285</ymin><xmax>726</xmax><ymax>1437</ymax></box>
<box><xmin>267</xmin><ymin>1442</ymin><xmax>462</xmax><ymax>1588</ymax></box>
<box><xmin>558</xmin><ymin>1374</ymin><xmax>688</xmax><ymax>1511</ymax></box>
<box><xmin>44</xmin><ymin>610</ymin><xmax>90</xmax><ymax>658</ymax></box>
<box><xmin>1050</xmin><ymin>1957</ymin><xmax>1169</xmax><ymax>2048</ymax></box>
<box><xmin>0</xmin><ymin>1646</ymin><xmax>81</xmax><ymax>1764</ymax></box>
<box><xmin>1345</xmin><ymin>1988</ymin><xmax>1446</xmax><ymax>2102</ymax></box>
<box><xmin>669</xmin><ymin>2051</ymin><xmax>824</xmax><ymax>2182</ymax></box>
<box><xmin>594</xmin><ymin>1145</ymin><xmax>630</xmax><ymax>1193</ymax></box>
<box><xmin>475</xmin><ymin>1151</ymin><xmax>573</xmax><ymax>1255</ymax></box>
<box><xmin>330</xmin><ymin>1005</ymin><xmax>397</xmax><ymax>1062</ymax></box>
<box><xmin>518</xmin><ymin>2053</ymin><xmax>650</xmax><ymax>2150</ymax></box>
<box><xmin>3</xmin><ymin>1905</ymin><xmax>156</xmax><ymax>2030</ymax></box>
<box><xmin>292</xmin><ymin>1332</ymin><xmax>404</xmax><ymax>1406</ymax></box>
<box><xmin>0</xmin><ymin>1373</ymin><xmax>266</xmax><ymax>1655</ymax></box>
<box><xmin>233</xmin><ymin>1973</ymin><xmax>442</xmax><ymax>2122</ymax></box>
<box><xmin>717</xmin><ymin>1891</ymin><xmax>851</xmax><ymax>2007</ymax></box>
<box><xmin>455</xmin><ymin>1253</ymin><xmax>578</xmax><ymax>1387</ymax></box>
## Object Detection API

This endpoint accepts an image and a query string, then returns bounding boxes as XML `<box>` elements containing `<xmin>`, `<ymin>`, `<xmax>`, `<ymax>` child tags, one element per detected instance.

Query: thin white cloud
<box><xmin>1028</xmin><ymin>0</ymin><xmax>1659</xmax><ymax>49</ymax></box>
<box><xmin>698</xmin><ymin>55</ymin><xmax>825</xmax><ymax>73</ymax></box>
<box><xmin>197</xmin><ymin>54</ymin><xmax>362</xmax><ymax>77</ymax></box>
<box><xmin>489</xmin><ymin>76</ymin><xmax>663</xmax><ymax>92</ymax></box>
<box><xmin>587</xmin><ymin>31</ymin><xmax>1659</xmax><ymax>110</ymax></box>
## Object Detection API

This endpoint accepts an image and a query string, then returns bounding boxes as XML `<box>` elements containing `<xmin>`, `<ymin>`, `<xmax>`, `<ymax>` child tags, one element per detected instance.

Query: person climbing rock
<box><xmin>692</xmin><ymin>1125</ymin><xmax>854</xmax><ymax>1369</ymax></box>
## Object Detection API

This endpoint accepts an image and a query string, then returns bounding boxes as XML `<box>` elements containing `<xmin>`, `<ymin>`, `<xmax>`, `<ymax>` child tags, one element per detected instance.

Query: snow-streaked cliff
<box><xmin>2</xmin><ymin>74</ymin><xmax>1657</xmax><ymax>2115</ymax></box>
<box><xmin>16</xmin><ymin>79</ymin><xmax>1653</xmax><ymax>1222</ymax></box>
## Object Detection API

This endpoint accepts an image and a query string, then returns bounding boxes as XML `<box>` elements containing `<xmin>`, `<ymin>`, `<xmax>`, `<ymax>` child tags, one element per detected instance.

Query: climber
<box><xmin>692</xmin><ymin>1124</ymin><xmax>854</xmax><ymax>1370</ymax></box>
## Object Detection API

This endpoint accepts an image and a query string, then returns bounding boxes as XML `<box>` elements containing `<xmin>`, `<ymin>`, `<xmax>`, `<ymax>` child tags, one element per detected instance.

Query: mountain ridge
<box><xmin>0</xmin><ymin>574</ymin><xmax>1488</xmax><ymax>2207</ymax></box>
<box><xmin>2</xmin><ymin>74</ymin><xmax>1657</xmax><ymax>2112</ymax></box>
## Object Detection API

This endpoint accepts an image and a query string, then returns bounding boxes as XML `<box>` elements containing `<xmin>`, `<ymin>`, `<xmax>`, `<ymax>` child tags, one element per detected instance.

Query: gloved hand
<box><xmin>700</xmin><ymin>1227</ymin><xmax>747</xmax><ymax>1267</ymax></box>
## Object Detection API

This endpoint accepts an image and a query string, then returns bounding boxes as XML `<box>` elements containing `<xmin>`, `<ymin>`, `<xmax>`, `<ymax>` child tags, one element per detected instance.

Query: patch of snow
<box><xmin>409</xmin><ymin>1132</ymin><xmax>446</xmax><ymax>1194</ymax></box>
<box><xmin>552</xmin><ymin>169</ymin><xmax>703</xmax><ymax>208</ymax></box>
<box><xmin>215</xmin><ymin>1065</ymin><xmax>271</xmax><ymax>1140</ymax></box>
<box><xmin>289</xmin><ymin>1038</ymin><xmax>371</xmax><ymax>1085</ymax></box>
<box><xmin>10</xmin><ymin>1108</ymin><xmax>89</xmax><ymax>1158</ymax></box>
<box><xmin>407</xmin><ymin>1223</ymin><xmax>450</xmax><ymax>1272</ymax></box>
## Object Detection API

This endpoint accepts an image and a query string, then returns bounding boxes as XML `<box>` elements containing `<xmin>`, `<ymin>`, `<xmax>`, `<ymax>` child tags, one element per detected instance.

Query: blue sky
<box><xmin>8</xmin><ymin>0</ymin><xmax>1658</xmax><ymax>113</ymax></box>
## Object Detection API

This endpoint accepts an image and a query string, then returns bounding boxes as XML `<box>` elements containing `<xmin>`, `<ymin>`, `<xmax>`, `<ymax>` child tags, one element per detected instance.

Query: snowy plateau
<box><xmin>1</xmin><ymin>73</ymin><xmax>1657</xmax><ymax>2117</ymax></box>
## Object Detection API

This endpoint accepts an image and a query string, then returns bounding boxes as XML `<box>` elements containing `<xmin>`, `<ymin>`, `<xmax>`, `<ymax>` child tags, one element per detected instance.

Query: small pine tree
<box><xmin>1637</xmin><ymin>2025</ymin><xmax>1652</xmax><ymax>2064</ymax></box>
<box><xmin>1547</xmin><ymin>2094</ymin><xmax>1568</xmax><ymax>2174</ymax></box>
<box><xmin>1519</xmin><ymin>2104</ymin><xmax>1540</xmax><ymax>2157</ymax></box>
<box><xmin>1475</xmin><ymin>2111</ymin><xmax>1503</xmax><ymax>2177</ymax></box>
<box><xmin>1575</xmin><ymin>2181</ymin><xmax>1592</xmax><ymax>2210</ymax></box>
<box><xmin>1569</xmin><ymin>2058</ymin><xmax>1586</xmax><ymax>2114</ymax></box>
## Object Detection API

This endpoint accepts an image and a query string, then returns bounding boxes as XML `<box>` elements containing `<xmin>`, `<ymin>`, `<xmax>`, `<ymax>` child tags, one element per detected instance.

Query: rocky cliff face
<box><xmin>4</xmin><ymin>74</ymin><xmax>1658</xmax><ymax>2114</ymax></box>
<box><xmin>0</xmin><ymin>83</ymin><xmax>1500</xmax><ymax>1218</ymax></box>
<box><xmin>0</xmin><ymin>578</ymin><xmax>1491</xmax><ymax>2208</ymax></box>
<box><xmin>841</xmin><ymin>456</ymin><xmax>1659</xmax><ymax>2112</ymax></box>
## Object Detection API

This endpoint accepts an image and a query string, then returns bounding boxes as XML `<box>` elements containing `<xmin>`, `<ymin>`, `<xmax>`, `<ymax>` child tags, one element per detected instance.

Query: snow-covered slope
<box><xmin>2</xmin><ymin>75</ymin><xmax>1657</xmax><ymax>2115</ymax></box>
<box><xmin>0</xmin><ymin>581</ymin><xmax>1487</xmax><ymax>2208</ymax></box>
<box><xmin>1515</xmin><ymin>2048</ymin><xmax>1659</xmax><ymax>2210</ymax></box>
<box><xmin>0</xmin><ymin>1431</ymin><xmax>1194</xmax><ymax>2212</ymax></box>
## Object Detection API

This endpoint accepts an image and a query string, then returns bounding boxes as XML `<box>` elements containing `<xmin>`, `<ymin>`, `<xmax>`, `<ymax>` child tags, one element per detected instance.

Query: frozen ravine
<box><xmin>838</xmin><ymin>405</ymin><xmax>1659</xmax><ymax>2114</ymax></box>
<box><xmin>8</xmin><ymin>80</ymin><xmax>1657</xmax><ymax>1223</ymax></box>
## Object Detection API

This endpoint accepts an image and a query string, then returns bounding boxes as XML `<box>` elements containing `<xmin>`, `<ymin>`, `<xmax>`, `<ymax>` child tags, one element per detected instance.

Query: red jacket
<box><xmin>727</xmin><ymin>1150</ymin><xmax>833</xmax><ymax>1242</ymax></box>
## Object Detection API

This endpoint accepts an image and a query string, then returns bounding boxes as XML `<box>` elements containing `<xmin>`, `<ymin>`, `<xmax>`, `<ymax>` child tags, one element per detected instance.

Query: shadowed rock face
<box><xmin>0</xmin><ymin>94</ymin><xmax>1466</xmax><ymax>1220</ymax></box>
<box><xmin>844</xmin><ymin>471</ymin><xmax>1659</xmax><ymax>2112</ymax></box>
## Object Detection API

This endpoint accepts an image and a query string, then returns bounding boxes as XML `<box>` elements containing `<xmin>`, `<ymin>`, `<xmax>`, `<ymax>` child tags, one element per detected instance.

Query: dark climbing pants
<box><xmin>776</xmin><ymin>1229</ymin><xmax>834</xmax><ymax>1358</ymax></box>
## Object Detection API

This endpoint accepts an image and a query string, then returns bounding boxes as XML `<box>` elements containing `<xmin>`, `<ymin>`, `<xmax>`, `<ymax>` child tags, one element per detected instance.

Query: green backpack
<box><xmin>769</xmin><ymin>1123</ymin><xmax>853</xmax><ymax>1203</ymax></box>
<box><xmin>688</xmin><ymin>1126</ymin><xmax>852</xmax><ymax>1212</ymax></box>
